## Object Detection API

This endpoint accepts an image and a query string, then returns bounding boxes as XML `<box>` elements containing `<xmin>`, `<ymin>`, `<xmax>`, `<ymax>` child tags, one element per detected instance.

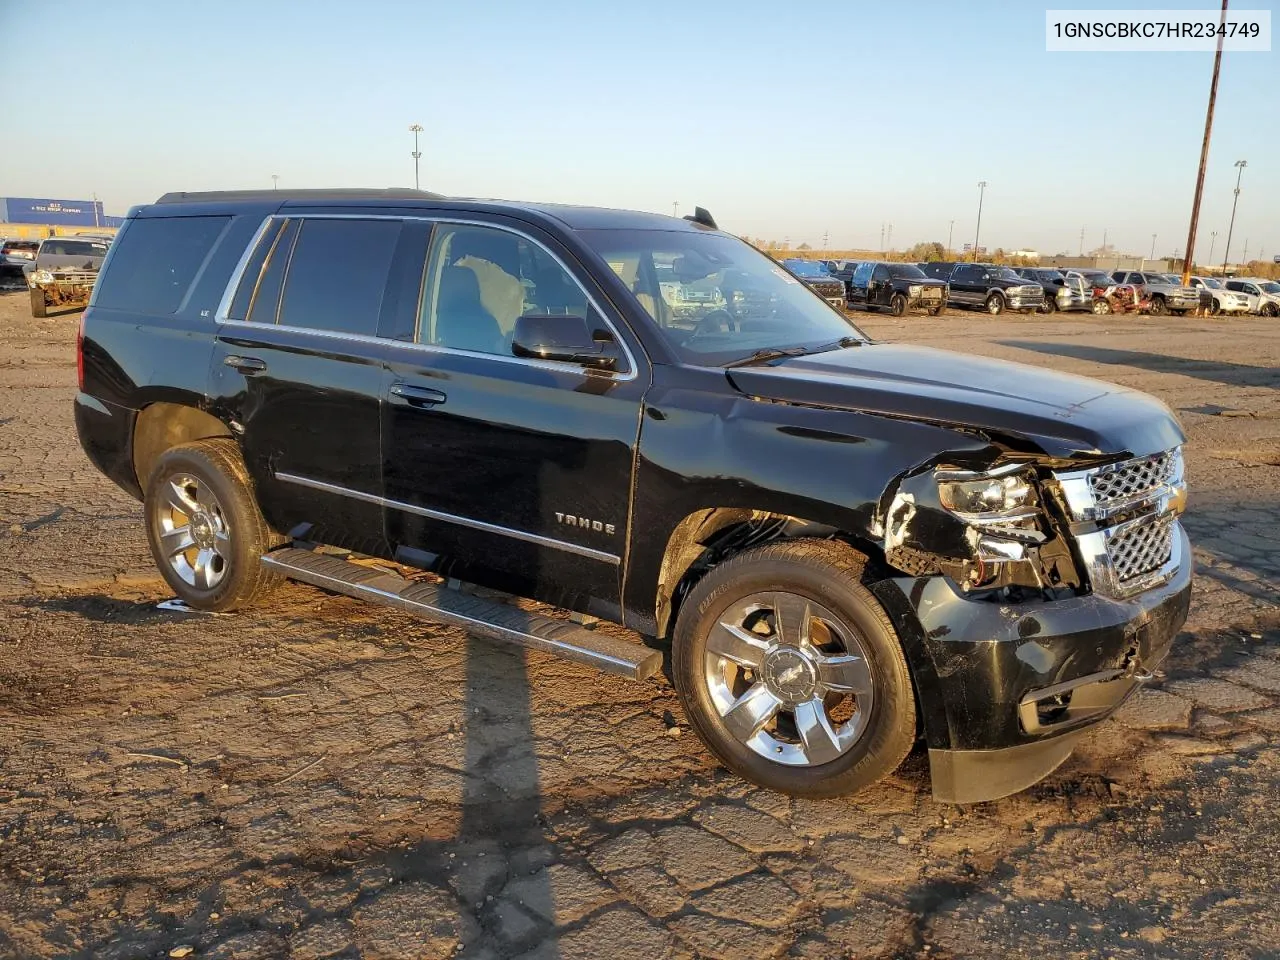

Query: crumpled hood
<box><xmin>726</xmin><ymin>343</ymin><xmax>1185</xmax><ymax>460</ymax></box>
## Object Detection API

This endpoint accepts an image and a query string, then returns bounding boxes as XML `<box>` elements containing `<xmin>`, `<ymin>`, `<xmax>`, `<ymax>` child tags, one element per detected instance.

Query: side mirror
<box><xmin>511</xmin><ymin>314</ymin><xmax>618</xmax><ymax>371</ymax></box>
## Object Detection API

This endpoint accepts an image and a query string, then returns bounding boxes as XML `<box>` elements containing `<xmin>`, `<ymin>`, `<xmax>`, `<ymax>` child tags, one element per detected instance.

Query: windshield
<box><xmin>887</xmin><ymin>264</ymin><xmax>927</xmax><ymax>280</ymax></box>
<box><xmin>1260</xmin><ymin>281</ymin><xmax>1280</xmax><ymax>295</ymax></box>
<box><xmin>993</xmin><ymin>267</ymin><xmax>1023</xmax><ymax>281</ymax></box>
<box><xmin>1079</xmin><ymin>271</ymin><xmax>1111</xmax><ymax>285</ymax></box>
<box><xmin>580</xmin><ymin>230</ymin><xmax>866</xmax><ymax>366</ymax></box>
<box><xmin>1199</xmin><ymin>277</ymin><xmax>1222</xmax><ymax>289</ymax></box>
<box><xmin>780</xmin><ymin>259</ymin><xmax>830</xmax><ymax>278</ymax></box>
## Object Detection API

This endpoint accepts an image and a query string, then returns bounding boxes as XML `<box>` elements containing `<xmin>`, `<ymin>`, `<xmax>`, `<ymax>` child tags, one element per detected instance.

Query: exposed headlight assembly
<box><xmin>908</xmin><ymin>284</ymin><xmax>922</xmax><ymax>295</ymax></box>
<box><xmin>936</xmin><ymin>463</ymin><xmax>1038</xmax><ymax>521</ymax></box>
<box><xmin>33</xmin><ymin>269</ymin><xmax>54</xmax><ymax>284</ymax></box>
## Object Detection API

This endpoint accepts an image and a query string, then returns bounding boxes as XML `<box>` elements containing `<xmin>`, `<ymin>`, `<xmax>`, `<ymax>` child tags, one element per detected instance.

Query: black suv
<box><xmin>922</xmin><ymin>262</ymin><xmax>1045</xmax><ymax>315</ymax></box>
<box><xmin>846</xmin><ymin>261</ymin><xmax>946</xmax><ymax>316</ymax></box>
<box><xmin>76</xmin><ymin>189</ymin><xmax>1191</xmax><ymax>804</ymax></box>
<box><xmin>779</xmin><ymin>258</ymin><xmax>846</xmax><ymax>308</ymax></box>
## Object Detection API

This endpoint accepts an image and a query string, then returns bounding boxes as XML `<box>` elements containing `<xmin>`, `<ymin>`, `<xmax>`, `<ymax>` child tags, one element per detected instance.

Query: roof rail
<box><xmin>154</xmin><ymin>188</ymin><xmax>445</xmax><ymax>204</ymax></box>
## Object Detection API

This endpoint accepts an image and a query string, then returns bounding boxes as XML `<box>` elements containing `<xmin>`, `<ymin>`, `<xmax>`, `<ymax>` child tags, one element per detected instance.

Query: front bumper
<box><xmin>1007</xmin><ymin>294</ymin><xmax>1044</xmax><ymax>310</ymax></box>
<box><xmin>872</xmin><ymin>527</ymin><xmax>1192</xmax><ymax>803</ymax></box>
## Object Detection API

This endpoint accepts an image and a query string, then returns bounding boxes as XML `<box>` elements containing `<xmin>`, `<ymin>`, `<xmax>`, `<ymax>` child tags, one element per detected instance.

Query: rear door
<box><xmin>209</xmin><ymin>215</ymin><xmax>404</xmax><ymax>552</ymax></box>
<box><xmin>950</xmin><ymin>264</ymin><xmax>983</xmax><ymax>305</ymax></box>
<box><xmin>870</xmin><ymin>263</ymin><xmax>892</xmax><ymax>307</ymax></box>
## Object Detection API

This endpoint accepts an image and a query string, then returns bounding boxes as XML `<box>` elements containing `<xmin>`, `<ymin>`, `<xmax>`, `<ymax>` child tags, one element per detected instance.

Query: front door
<box><xmin>848</xmin><ymin>261</ymin><xmax>873</xmax><ymax>307</ymax></box>
<box><xmin>209</xmin><ymin>215</ymin><xmax>404</xmax><ymax>553</ymax></box>
<box><xmin>949</xmin><ymin>264</ymin><xmax>984</xmax><ymax>306</ymax></box>
<box><xmin>380</xmin><ymin>219</ymin><xmax>648</xmax><ymax>619</ymax></box>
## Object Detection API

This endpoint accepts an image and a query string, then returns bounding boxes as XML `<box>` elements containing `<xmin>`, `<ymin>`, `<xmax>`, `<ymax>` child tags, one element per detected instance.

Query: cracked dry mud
<box><xmin>1</xmin><ymin>292</ymin><xmax>1278</xmax><ymax>959</ymax></box>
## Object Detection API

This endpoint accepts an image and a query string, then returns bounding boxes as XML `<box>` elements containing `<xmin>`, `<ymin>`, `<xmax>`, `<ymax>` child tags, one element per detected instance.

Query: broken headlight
<box><xmin>936</xmin><ymin>464</ymin><xmax>1038</xmax><ymax>522</ymax></box>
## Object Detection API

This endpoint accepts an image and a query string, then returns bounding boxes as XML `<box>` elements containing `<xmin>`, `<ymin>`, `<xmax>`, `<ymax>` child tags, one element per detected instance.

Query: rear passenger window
<box><xmin>94</xmin><ymin>216</ymin><xmax>231</xmax><ymax>314</ymax></box>
<box><xmin>244</xmin><ymin>219</ymin><xmax>301</xmax><ymax>324</ymax></box>
<box><xmin>276</xmin><ymin>219</ymin><xmax>401</xmax><ymax>336</ymax></box>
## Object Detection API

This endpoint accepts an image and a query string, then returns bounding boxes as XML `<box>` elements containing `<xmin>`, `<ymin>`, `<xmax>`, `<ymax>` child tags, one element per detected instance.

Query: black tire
<box><xmin>985</xmin><ymin>292</ymin><xmax>1005</xmax><ymax>316</ymax></box>
<box><xmin>30</xmin><ymin>288</ymin><xmax>47</xmax><ymax>319</ymax></box>
<box><xmin>1208</xmin><ymin>300</ymin><xmax>1221</xmax><ymax>316</ymax></box>
<box><xmin>1039</xmin><ymin>296</ymin><xmax>1056</xmax><ymax>315</ymax></box>
<box><xmin>889</xmin><ymin>293</ymin><xmax>907</xmax><ymax>317</ymax></box>
<box><xmin>672</xmin><ymin>539</ymin><xmax>916</xmax><ymax>798</ymax></box>
<box><xmin>1262</xmin><ymin>302</ymin><xmax>1279</xmax><ymax>318</ymax></box>
<box><xmin>144</xmin><ymin>437</ymin><xmax>281</xmax><ymax>611</ymax></box>
<box><xmin>1092</xmin><ymin>297</ymin><xmax>1112</xmax><ymax>315</ymax></box>
<box><xmin>1149</xmin><ymin>295</ymin><xmax>1168</xmax><ymax>316</ymax></box>
<box><xmin>928</xmin><ymin>304</ymin><xmax>943</xmax><ymax>317</ymax></box>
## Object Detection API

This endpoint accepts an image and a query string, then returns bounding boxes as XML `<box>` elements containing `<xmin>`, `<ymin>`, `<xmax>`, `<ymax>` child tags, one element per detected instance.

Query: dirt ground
<box><xmin>1</xmin><ymin>291</ymin><xmax>1278</xmax><ymax>960</ymax></box>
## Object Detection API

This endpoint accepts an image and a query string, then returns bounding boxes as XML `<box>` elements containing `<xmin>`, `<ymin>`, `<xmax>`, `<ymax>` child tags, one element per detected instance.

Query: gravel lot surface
<box><xmin>1</xmin><ymin>292</ymin><xmax>1278</xmax><ymax>959</ymax></box>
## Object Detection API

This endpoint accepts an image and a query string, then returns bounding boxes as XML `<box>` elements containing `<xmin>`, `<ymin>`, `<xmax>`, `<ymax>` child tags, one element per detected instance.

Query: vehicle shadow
<box><xmin>996</xmin><ymin>340</ymin><xmax>1280</xmax><ymax>391</ymax></box>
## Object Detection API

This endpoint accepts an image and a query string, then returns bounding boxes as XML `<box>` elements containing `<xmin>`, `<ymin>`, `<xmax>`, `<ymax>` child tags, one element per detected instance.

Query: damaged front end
<box><xmin>880</xmin><ymin>457</ymin><xmax>1083</xmax><ymax>595</ymax></box>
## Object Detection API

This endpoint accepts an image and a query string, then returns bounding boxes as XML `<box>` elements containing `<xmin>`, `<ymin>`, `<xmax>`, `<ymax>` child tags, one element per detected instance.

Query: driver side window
<box><xmin>418</xmin><ymin>224</ymin><xmax>587</xmax><ymax>356</ymax></box>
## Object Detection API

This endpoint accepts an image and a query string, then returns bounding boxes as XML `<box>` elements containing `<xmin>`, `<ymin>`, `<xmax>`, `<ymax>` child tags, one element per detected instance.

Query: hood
<box><xmin>725</xmin><ymin>343</ymin><xmax>1185</xmax><ymax>461</ymax></box>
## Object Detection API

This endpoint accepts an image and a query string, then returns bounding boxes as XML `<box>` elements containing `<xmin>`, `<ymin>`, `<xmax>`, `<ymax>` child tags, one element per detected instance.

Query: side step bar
<box><xmin>261</xmin><ymin>547</ymin><xmax>662</xmax><ymax>680</ymax></box>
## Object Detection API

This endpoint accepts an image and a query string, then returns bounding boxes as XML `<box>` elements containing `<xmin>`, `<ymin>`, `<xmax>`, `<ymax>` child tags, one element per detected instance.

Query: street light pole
<box><xmin>1150</xmin><ymin>233</ymin><xmax>1157</xmax><ymax>260</ymax></box>
<box><xmin>409</xmin><ymin>124</ymin><xmax>424</xmax><ymax>191</ymax></box>
<box><xmin>271</xmin><ymin>174</ymin><xmax>279</xmax><ymax>191</ymax></box>
<box><xmin>1222</xmin><ymin>159</ymin><xmax>1247</xmax><ymax>273</ymax></box>
<box><xmin>673</xmin><ymin>201</ymin><xmax>679</xmax><ymax>218</ymax></box>
<box><xmin>947</xmin><ymin>220</ymin><xmax>955</xmax><ymax>255</ymax></box>
<box><xmin>974</xmin><ymin>181</ymin><xmax>987</xmax><ymax>258</ymax></box>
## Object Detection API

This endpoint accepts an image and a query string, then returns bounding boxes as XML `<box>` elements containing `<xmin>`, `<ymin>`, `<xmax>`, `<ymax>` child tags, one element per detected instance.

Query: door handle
<box><xmin>390</xmin><ymin>382</ymin><xmax>447</xmax><ymax>407</ymax></box>
<box><xmin>224</xmin><ymin>355</ymin><xmax>267</xmax><ymax>374</ymax></box>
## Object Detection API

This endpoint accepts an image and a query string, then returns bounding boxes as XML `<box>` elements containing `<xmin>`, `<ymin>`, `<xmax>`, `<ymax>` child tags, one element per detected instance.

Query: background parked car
<box><xmin>23</xmin><ymin>235</ymin><xmax>110</xmax><ymax>317</ymax></box>
<box><xmin>779</xmin><ymin>258</ymin><xmax>846</xmax><ymax>308</ymax></box>
<box><xmin>1224</xmin><ymin>278</ymin><xmax>1280</xmax><ymax>316</ymax></box>
<box><xmin>1066</xmin><ymin>269</ymin><xmax>1145</xmax><ymax>315</ymax></box>
<box><xmin>1111</xmin><ymin>270</ymin><xmax>1198</xmax><ymax>316</ymax></box>
<box><xmin>922</xmin><ymin>262</ymin><xmax>1044</xmax><ymax>315</ymax></box>
<box><xmin>847</xmin><ymin>261</ymin><xmax>946</xmax><ymax>316</ymax></box>
<box><xmin>824</xmin><ymin>259</ymin><xmax>862</xmax><ymax>299</ymax></box>
<box><xmin>1188</xmin><ymin>276</ymin><xmax>1252</xmax><ymax>315</ymax></box>
<box><xmin>1</xmin><ymin>238</ymin><xmax>39</xmax><ymax>278</ymax></box>
<box><xmin>1014</xmin><ymin>267</ymin><xmax>1092</xmax><ymax>314</ymax></box>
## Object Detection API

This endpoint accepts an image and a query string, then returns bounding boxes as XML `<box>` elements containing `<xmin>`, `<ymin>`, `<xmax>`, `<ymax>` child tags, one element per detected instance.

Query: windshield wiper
<box><xmin>723</xmin><ymin>346</ymin><xmax>810</xmax><ymax>369</ymax></box>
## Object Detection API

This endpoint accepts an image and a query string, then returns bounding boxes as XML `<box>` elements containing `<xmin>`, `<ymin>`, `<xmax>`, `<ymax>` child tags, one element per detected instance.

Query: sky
<box><xmin>0</xmin><ymin>0</ymin><xmax>1276</xmax><ymax>259</ymax></box>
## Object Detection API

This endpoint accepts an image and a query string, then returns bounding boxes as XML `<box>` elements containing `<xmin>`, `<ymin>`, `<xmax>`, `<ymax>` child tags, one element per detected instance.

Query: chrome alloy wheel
<box><xmin>703</xmin><ymin>592</ymin><xmax>875</xmax><ymax>767</ymax></box>
<box><xmin>152</xmin><ymin>473</ymin><xmax>230</xmax><ymax>589</ymax></box>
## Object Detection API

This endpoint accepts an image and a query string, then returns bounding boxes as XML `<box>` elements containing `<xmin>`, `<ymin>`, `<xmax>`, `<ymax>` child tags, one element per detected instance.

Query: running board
<box><xmin>260</xmin><ymin>547</ymin><xmax>662</xmax><ymax>680</ymax></box>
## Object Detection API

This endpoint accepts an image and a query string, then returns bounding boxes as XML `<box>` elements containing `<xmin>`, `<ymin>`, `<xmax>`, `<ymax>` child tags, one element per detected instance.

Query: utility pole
<box><xmin>1079</xmin><ymin>226</ymin><xmax>1085</xmax><ymax>256</ymax></box>
<box><xmin>822</xmin><ymin>229</ymin><xmax>829</xmax><ymax>250</ymax></box>
<box><xmin>886</xmin><ymin>223</ymin><xmax>893</xmax><ymax>252</ymax></box>
<box><xmin>1208</xmin><ymin>230</ymin><xmax>1218</xmax><ymax>268</ymax></box>
<box><xmin>947</xmin><ymin>220</ymin><xmax>955</xmax><ymax>255</ymax></box>
<box><xmin>673</xmin><ymin>201</ymin><xmax>679</xmax><ymax>218</ymax></box>
<box><xmin>409</xmin><ymin>124</ymin><xmax>424</xmax><ymax>191</ymax></box>
<box><xmin>1102</xmin><ymin>228</ymin><xmax>1108</xmax><ymax>254</ymax></box>
<box><xmin>880</xmin><ymin>223</ymin><xmax>885</xmax><ymax>251</ymax></box>
<box><xmin>1151</xmin><ymin>233</ymin><xmax>1157</xmax><ymax>260</ymax></box>
<box><xmin>1241</xmin><ymin>238</ymin><xmax>1249</xmax><ymax>265</ymax></box>
<box><xmin>1222</xmin><ymin>159</ymin><xmax>1247</xmax><ymax>273</ymax></box>
<box><xmin>974</xmin><ymin>181</ymin><xmax>988</xmax><ymax>258</ymax></box>
<box><xmin>1181</xmin><ymin>0</ymin><xmax>1229</xmax><ymax>286</ymax></box>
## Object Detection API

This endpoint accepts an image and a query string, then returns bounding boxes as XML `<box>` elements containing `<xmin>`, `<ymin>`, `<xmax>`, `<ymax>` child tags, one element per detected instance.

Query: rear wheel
<box><xmin>144</xmin><ymin>438</ymin><xmax>281</xmax><ymax>611</ymax></box>
<box><xmin>889</xmin><ymin>293</ymin><xmax>907</xmax><ymax>317</ymax></box>
<box><xmin>672</xmin><ymin>539</ymin><xmax>916</xmax><ymax>798</ymax></box>
<box><xmin>985</xmin><ymin>292</ymin><xmax>1005</xmax><ymax>315</ymax></box>
<box><xmin>30</xmin><ymin>288</ymin><xmax>47</xmax><ymax>318</ymax></box>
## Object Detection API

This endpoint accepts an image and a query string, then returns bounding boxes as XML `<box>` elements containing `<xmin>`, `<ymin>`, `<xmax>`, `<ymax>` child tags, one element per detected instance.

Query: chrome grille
<box><xmin>1107</xmin><ymin>513</ymin><xmax>1176</xmax><ymax>583</ymax></box>
<box><xmin>1089</xmin><ymin>450</ymin><xmax>1177</xmax><ymax>507</ymax></box>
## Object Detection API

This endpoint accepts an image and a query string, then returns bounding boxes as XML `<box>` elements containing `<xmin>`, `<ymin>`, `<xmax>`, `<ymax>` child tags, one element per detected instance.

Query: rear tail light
<box><xmin>76</xmin><ymin>315</ymin><xmax>85</xmax><ymax>391</ymax></box>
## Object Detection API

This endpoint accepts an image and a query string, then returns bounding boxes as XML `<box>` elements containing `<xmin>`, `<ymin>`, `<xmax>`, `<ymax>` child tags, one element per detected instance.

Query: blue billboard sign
<box><xmin>0</xmin><ymin>197</ymin><xmax>109</xmax><ymax>227</ymax></box>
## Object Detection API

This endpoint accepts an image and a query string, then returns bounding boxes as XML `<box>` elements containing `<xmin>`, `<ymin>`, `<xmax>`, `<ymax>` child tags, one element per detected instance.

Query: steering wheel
<box><xmin>689</xmin><ymin>309</ymin><xmax>738</xmax><ymax>339</ymax></box>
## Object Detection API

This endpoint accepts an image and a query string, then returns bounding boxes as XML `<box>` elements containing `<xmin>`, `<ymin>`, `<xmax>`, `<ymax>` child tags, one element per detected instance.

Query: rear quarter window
<box><xmin>94</xmin><ymin>216</ymin><xmax>231</xmax><ymax>314</ymax></box>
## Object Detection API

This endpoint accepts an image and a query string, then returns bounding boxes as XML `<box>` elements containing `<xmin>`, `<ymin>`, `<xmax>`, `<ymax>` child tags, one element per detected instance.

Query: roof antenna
<box><xmin>683</xmin><ymin>206</ymin><xmax>718</xmax><ymax>230</ymax></box>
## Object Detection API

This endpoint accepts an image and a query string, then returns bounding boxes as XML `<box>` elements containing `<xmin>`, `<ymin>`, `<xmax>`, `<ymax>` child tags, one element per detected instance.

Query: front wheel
<box><xmin>30</xmin><ymin>288</ymin><xmax>48</xmax><ymax>318</ymax></box>
<box><xmin>928</xmin><ymin>304</ymin><xmax>943</xmax><ymax>316</ymax></box>
<box><xmin>1149</xmin><ymin>295</ymin><xmax>1168</xmax><ymax>316</ymax></box>
<box><xmin>1092</xmin><ymin>297</ymin><xmax>1112</xmax><ymax>315</ymax></box>
<box><xmin>1262</xmin><ymin>302</ymin><xmax>1279</xmax><ymax>318</ymax></box>
<box><xmin>1208</xmin><ymin>300</ymin><xmax>1221</xmax><ymax>316</ymax></box>
<box><xmin>672</xmin><ymin>539</ymin><xmax>916</xmax><ymax>798</ymax></box>
<box><xmin>889</xmin><ymin>293</ymin><xmax>907</xmax><ymax>317</ymax></box>
<box><xmin>985</xmin><ymin>292</ymin><xmax>1005</xmax><ymax>315</ymax></box>
<box><xmin>1040</xmin><ymin>296</ymin><xmax>1057</xmax><ymax>315</ymax></box>
<box><xmin>144</xmin><ymin>438</ymin><xmax>281</xmax><ymax>611</ymax></box>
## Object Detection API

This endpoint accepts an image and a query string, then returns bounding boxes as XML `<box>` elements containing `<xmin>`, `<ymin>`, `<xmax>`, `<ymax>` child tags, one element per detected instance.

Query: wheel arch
<box><xmin>132</xmin><ymin>402</ymin><xmax>235</xmax><ymax>494</ymax></box>
<box><xmin>652</xmin><ymin>506</ymin><xmax>887</xmax><ymax>642</ymax></box>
